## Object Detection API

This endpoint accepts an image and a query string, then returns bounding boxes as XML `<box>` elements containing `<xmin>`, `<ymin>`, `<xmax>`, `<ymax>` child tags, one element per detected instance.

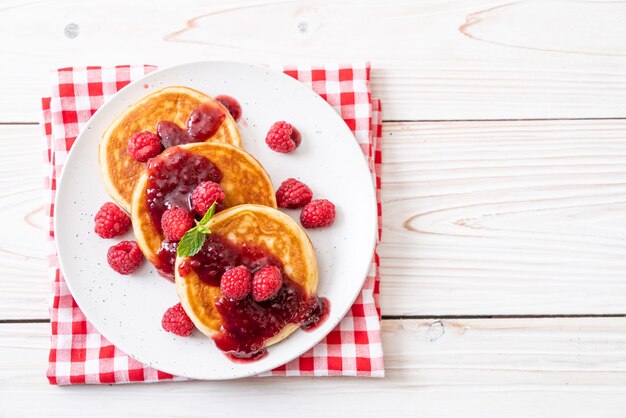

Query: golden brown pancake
<box><xmin>131</xmin><ymin>143</ymin><xmax>276</xmax><ymax>276</ymax></box>
<box><xmin>175</xmin><ymin>204</ymin><xmax>319</xmax><ymax>356</ymax></box>
<box><xmin>99</xmin><ymin>86</ymin><xmax>241</xmax><ymax>212</ymax></box>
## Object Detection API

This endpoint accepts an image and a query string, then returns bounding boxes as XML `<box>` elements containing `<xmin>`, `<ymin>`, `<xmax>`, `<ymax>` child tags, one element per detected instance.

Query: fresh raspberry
<box><xmin>220</xmin><ymin>265</ymin><xmax>252</xmax><ymax>300</ymax></box>
<box><xmin>190</xmin><ymin>181</ymin><xmax>225</xmax><ymax>216</ymax></box>
<box><xmin>252</xmin><ymin>265</ymin><xmax>283</xmax><ymax>302</ymax></box>
<box><xmin>161</xmin><ymin>303</ymin><xmax>194</xmax><ymax>337</ymax></box>
<box><xmin>161</xmin><ymin>208</ymin><xmax>195</xmax><ymax>241</ymax></box>
<box><xmin>106</xmin><ymin>240</ymin><xmax>143</xmax><ymax>275</ymax></box>
<box><xmin>265</xmin><ymin>121</ymin><xmax>301</xmax><ymax>153</ymax></box>
<box><xmin>127</xmin><ymin>131</ymin><xmax>162</xmax><ymax>162</ymax></box>
<box><xmin>300</xmin><ymin>199</ymin><xmax>336</xmax><ymax>228</ymax></box>
<box><xmin>275</xmin><ymin>178</ymin><xmax>313</xmax><ymax>208</ymax></box>
<box><xmin>94</xmin><ymin>202</ymin><xmax>131</xmax><ymax>238</ymax></box>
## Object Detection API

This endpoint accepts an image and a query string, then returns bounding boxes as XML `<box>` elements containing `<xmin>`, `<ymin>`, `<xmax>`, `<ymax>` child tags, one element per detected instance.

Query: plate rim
<box><xmin>54</xmin><ymin>60</ymin><xmax>378</xmax><ymax>380</ymax></box>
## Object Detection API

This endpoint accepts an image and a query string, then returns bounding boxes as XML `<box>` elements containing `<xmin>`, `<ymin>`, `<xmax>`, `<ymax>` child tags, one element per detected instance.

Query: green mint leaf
<box><xmin>197</xmin><ymin>224</ymin><xmax>211</xmax><ymax>235</ymax></box>
<box><xmin>176</xmin><ymin>203</ymin><xmax>217</xmax><ymax>257</ymax></box>
<box><xmin>198</xmin><ymin>202</ymin><xmax>217</xmax><ymax>226</ymax></box>
<box><xmin>176</xmin><ymin>227</ymin><xmax>206</xmax><ymax>257</ymax></box>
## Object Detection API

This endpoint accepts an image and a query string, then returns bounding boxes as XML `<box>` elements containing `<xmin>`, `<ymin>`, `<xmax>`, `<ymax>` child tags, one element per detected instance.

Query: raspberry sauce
<box><xmin>146</xmin><ymin>148</ymin><xmax>222</xmax><ymax>277</ymax></box>
<box><xmin>215</xmin><ymin>95</ymin><xmax>242</xmax><ymax>122</ymax></box>
<box><xmin>156</xmin><ymin>121</ymin><xmax>193</xmax><ymax>148</ymax></box>
<box><xmin>155</xmin><ymin>241</ymin><xmax>178</xmax><ymax>277</ymax></box>
<box><xmin>155</xmin><ymin>100</ymin><xmax>227</xmax><ymax>148</ymax></box>
<box><xmin>178</xmin><ymin>233</ymin><xmax>328</xmax><ymax>360</ymax></box>
<box><xmin>187</xmin><ymin>103</ymin><xmax>226</xmax><ymax>141</ymax></box>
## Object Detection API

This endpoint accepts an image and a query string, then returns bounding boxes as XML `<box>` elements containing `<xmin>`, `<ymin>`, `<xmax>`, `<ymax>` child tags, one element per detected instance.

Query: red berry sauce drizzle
<box><xmin>154</xmin><ymin>99</ymin><xmax>229</xmax><ymax>148</ymax></box>
<box><xmin>146</xmin><ymin>148</ymin><xmax>223</xmax><ymax>278</ymax></box>
<box><xmin>156</xmin><ymin>121</ymin><xmax>193</xmax><ymax>148</ymax></box>
<box><xmin>215</xmin><ymin>95</ymin><xmax>242</xmax><ymax>122</ymax></box>
<box><xmin>187</xmin><ymin>103</ymin><xmax>226</xmax><ymax>140</ymax></box>
<box><xmin>178</xmin><ymin>234</ymin><xmax>329</xmax><ymax>361</ymax></box>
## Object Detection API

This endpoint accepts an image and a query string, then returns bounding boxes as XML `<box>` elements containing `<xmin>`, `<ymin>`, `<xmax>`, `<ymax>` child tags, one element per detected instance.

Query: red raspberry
<box><xmin>275</xmin><ymin>178</ymin><xmax>313</xmax><ymax>208</ymax></box>
<box><xmin>161</xmin><ymin>208</ymin><xmax>195</xmax><ymax>241</ymax></box>
<box><xmin>127</xmin><ymin>131</ymin><xmax>162</xmax><ymax>162</ymax></box>
<box><xmin>300</xmin><ymin>199</ymin><xmax>336</xmax><ymax>228</ymax></box>
<box><xmin>161</xmin><ymin>303</ymin><xmax>194</xmax><ymax>337</ymax></box>
<box><xmin>265</xmin><ymin>121</ymin><xmax>301</xmax><ymax>153</ymax></box>
<box><xmin>190</xmin><ymin>181</ymin><xmax>225</xmax><ymax>216</ymax></box>
<box><xmin>94</xmin><ymin>202</ymin><xmax>131</xmax><ymax>238</ymax></box>
<box><xmin>252</xmin><ymin>265</ymin><xmax>283</xmax><ymax>302</ymax></box>
<box><xmin>220</xmin><ymin>265</ymin><xmax>252</xmax><ymax>300</ymax></box>
<box><xmin>107</xmin><ymin>240</ymin><xmax>143</xmax><ymax>275</ymax></box>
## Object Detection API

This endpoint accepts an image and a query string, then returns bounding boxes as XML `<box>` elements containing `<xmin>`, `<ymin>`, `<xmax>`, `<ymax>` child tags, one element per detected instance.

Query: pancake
<box><xmin>131</xmin><ymin>142</ymin><xmax>276</xmax><ymax>276</ymax></box>
<box><xmin>174</xmin><ymin>204</ymin><xmax>320</xmax><ymax>358</ymax></box>
<box><xmin>100</xmin><ymin>86</ymin><xmax>242</xmax><ymax>212</ymax></box>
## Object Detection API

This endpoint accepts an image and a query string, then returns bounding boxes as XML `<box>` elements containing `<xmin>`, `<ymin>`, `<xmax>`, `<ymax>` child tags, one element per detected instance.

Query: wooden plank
<box><xmin>380</xmin><ymin>119</ymin><xmax>626</xmax><ymax>315</ymax></box>
<box><xmin>3</xmin><ymin>120</ymin><xmax>626</xmax><ymax>318</ymax></box>
<box><xmin>0</xmin><ymin>125</ymin><xmax>48</xmax><ymax>319</ymax></box>
<box><xmin>2</xmin><ymin>319</ymin><xmax>626</xmax><ymax>417</ymax></box>
<box><xmin>0</xmin><ymin>0</ymin><xmax>626</xmax><ymax>122</ymax></box>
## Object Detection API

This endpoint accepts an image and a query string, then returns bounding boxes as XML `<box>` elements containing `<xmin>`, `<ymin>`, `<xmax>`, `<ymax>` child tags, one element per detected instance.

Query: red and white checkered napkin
<box><xmin>41</xmin><ymin>64</ymin><xmax>383</xmax><ymax>384</ymax></box>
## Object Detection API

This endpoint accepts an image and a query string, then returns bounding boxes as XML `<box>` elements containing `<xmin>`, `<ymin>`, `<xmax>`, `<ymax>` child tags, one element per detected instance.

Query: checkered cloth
<box><xmin>41</xmin><ymin>64</ymin><xmax>383</xmax><ymax>384</ymax></box>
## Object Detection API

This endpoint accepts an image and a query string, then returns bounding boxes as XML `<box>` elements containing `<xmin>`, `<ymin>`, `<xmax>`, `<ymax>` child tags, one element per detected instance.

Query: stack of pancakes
<box><xmin>98</xmin><ymin>86</ymin><xmax>318</xmax><ymax>352</ymax></box>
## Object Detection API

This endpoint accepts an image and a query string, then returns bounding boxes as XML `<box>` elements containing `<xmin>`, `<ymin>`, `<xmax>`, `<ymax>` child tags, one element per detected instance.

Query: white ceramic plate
<box><xmin>55</xmin><ymin>61</ymin><xmax>377</xmax><ymax>380</ymax></box>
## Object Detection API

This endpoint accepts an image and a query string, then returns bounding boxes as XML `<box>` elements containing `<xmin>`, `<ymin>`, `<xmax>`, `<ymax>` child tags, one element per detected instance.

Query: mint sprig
<box><xmin>176</xmin><ymin>202</ymin><xmax>217</xmax><ymax>257</ymax></box>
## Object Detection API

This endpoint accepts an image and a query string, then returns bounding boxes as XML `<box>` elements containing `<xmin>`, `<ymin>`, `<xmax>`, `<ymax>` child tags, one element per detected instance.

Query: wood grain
<box><xmin>380</xmin><ymin>119</ymin><xmax>626</xmax><ymax>315</ymax></box>
<box><xmin>2</xmin><ymin>319</ymin><xmax>626</xmax><ymax>416</ymax></box>
<box><xmin>0</xmin><ymin>125</ymin><xmax>48</xmax><ymax>319</ymax></box>
<box><xmin>0</xmin><ymin>0</ymin><xmax>625</xmax><ymax>122</ymax></box>
<box><xmin>3</xmin><ymin>120</ymin><xmax>626</xmax><ymax>318</ymax></box>
<box><xmin>2</xmin><ymin>0</ymin><xmax>626</xmax><ymax>414</ymax></box>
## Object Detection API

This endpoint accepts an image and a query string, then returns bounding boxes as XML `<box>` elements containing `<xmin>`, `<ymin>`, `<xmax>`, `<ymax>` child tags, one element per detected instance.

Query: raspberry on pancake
<box><xmin>220</xmin><ymin>266</ymin><xmax>252</xmax><ymax>301</ymax></box>
<box><xmin>161</xmin><ymin>208</ymin><xmax>195</xmax><ymax>241</ymax></box>
<box><xmin>127</xmin><ymin>131</ymin><xmax>162</xmax><ymax>162</ymax></box>
<box><xmin>191</xmin><ymin>181</ymin><xmax>225</xmax><ymax>216</ymax></box>
<box><xmin>252</xmin><ymin>265</ymin><xmax>283</xmax><ymax>302</ymax></box>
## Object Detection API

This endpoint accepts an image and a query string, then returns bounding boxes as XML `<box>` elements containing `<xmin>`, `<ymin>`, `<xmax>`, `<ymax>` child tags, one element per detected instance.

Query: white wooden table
<box><xmin>2</xmin><ymin>1</ymin><xmax>626</xmax><ymax>416</ymax></box>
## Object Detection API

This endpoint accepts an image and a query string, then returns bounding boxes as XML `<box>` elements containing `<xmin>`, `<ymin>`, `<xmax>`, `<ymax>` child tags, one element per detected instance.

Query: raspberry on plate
<box><xmin>162</xmin><ymin>303</ymin><xmax>194</xmax><ymax>337</ymax></box>
<box><xmin>275</xmin><ymin>178</ymin><xmax>313</xmax><ymax>208</ymax></box>
<box><xmin>252</xmin><ymin>265</ymin><xmax>283</xmax><ymax>302</ymax></box>
<box><xmin>94</xmin><ymin>202</ymin><xmax>131</xmax><ymax>238</ymax></box>
<box><xmin>190</xmin><ymin>181</ymin><xmax>225</xmax><ymax>216</ymax></box>
<box><xmin>265</xmin><ymin>121</ymin><xmax>301</xmax><ymax>153</ymax></box>
<box><xmin>127</xmin><ymin>131</ymin><xmax>162</xmax><ymax>162</ymax></box>
<box><xmin>107</xmin><ymin>240</ymin><xmax>143</xmax><ymax>275</ymax></box>
<box><xmin>300</xmin><ymin>199</ymin><xmax>336</xmax><ymax>228</ymax></box>
<box><xmin>220</xmin><ymin>265</ymin><xmax>252</xmax><ymax>301</ymax></box>
<box><xmin>161</xmin><ymin>208</ymin><xmax>195</xmax><ymax>241</ymax></box>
